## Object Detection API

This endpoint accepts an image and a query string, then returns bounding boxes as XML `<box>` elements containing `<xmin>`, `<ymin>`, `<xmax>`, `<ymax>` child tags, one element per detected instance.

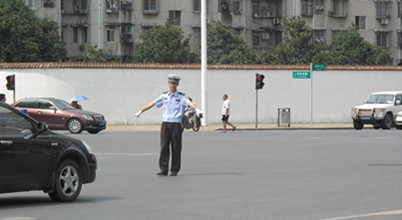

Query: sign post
<box><xmin>292</xmin><ymin>64</ymin><xmax>326</xmax><ymax>126</ymax></box>
<box><xmin>310</xmin><ymin>64</ymin><xmax>327</xmax><ymax>126</ymax></box>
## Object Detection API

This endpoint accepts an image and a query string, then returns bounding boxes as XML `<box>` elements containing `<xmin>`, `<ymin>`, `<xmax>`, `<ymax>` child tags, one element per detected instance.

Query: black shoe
<box><xmin>170</xmin><ymin>171</ymin><xmax>178</xmax><ymax>176</ymax></box>
<box><xmin>157</xmin><ymin>171</ymin><xmax>168</xmax><ymax>176</ymax></box>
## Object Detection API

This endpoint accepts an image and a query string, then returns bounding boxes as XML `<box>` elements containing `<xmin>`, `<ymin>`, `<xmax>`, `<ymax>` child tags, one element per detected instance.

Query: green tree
<box><xmin>207</xmin><ymin>20</ymin><xmax>258</xmax><ymax>64</ymax></box>
<box><xmin>267</xmin><ymin>16</ymin><xmax>328</xmax><ymax>64</ymax></box>
<box><xmin>0</xmin><ymin>0</ymin><xmax>66</xmax><ymax>62</ymax></box>
<box><xmin>74</xmin><ymin>45</ymin><xmax>108</xmax><ymax>62</ymax></box>
<box><xmin>133</xmin><ymin>20</ymin><xmax>198</xmax><ymax>63</ymax></box>
<box><xmin>328</xmin><ymin>26</ymin><xmax>393</xmax><ymax>65</ymax></box>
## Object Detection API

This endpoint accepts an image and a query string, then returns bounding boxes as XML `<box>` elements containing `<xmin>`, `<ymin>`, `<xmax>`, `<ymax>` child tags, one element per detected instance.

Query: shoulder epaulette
<box><xmin>178</xmin><ymin>92</ymin><xmax>185</xmax><ymax>95</ymax></box>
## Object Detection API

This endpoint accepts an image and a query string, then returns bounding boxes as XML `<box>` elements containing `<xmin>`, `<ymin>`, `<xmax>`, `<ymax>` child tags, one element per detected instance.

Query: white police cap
<box><xmin>168</xmin><ymin>74</ymin><xmax>181</xmax><ymax>83</ymax></box>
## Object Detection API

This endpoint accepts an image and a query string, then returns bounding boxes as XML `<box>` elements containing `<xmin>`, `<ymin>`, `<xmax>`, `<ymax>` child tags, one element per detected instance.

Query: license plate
<box><xmin>99</xmin><ymin>122</ymin><xmax>105</xmax><ymax>126</ymax></box>
<box><xmin>361</xmin><ymin>116</ymin><xmax>371</xmax><ymax>120</ymax></box>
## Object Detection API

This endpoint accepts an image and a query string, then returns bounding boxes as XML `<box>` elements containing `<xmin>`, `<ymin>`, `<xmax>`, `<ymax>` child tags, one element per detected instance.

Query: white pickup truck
<box><xmin>351</xmin><ymin>91</ymin><xmax>402</xmax><ymax>130</ymax></box>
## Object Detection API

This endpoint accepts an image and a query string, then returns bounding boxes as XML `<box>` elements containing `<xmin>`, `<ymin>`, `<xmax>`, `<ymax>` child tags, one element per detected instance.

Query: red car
<box><xmin>13</xmin><ymin>98</ymin><xmax>106</xmax><ymax>134</ymax></box>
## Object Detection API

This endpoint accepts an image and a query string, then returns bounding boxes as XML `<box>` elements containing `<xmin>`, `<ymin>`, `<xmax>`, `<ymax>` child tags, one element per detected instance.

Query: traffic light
<box><xmin>6</xmin><ymin>75</ymin><xmax>15</xmax><ymax>91</ymax></box>
<box><xmin>255</xmin><ymin>73</ymin><xmax>265</xmax><ymax>90</ymax></box>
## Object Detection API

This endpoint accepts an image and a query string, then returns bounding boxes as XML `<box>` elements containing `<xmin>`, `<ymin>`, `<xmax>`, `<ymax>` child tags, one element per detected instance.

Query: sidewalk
<box><xmin>106</xmin><ymin>123</ymin><xmax>353</xmax><ymax>132</ymax></box>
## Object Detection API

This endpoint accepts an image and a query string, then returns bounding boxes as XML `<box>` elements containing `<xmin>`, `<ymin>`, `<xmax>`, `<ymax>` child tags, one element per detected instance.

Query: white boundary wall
<box><xmin>1</xmin><ymin>65</ymin><xmax>401</xmax><ymax>125</ymax></box>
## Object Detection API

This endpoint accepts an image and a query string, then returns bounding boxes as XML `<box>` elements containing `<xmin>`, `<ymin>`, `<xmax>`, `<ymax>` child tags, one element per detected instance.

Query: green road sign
<box><xmin>293</xmin><ymin>71</ymin><xmax>310</xmax><ymax>79</ymax></box>
<box><xmin>312</xmin><ymin>64</ymin><xmax>327</xmax><ymax>71</ymax></box>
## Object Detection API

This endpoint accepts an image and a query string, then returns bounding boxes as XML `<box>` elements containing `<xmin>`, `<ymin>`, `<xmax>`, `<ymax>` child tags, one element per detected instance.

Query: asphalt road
<box><xmin>1</xmin><ymin>129</ymin><xmax>402</xmax><ymax>220</ymax></box>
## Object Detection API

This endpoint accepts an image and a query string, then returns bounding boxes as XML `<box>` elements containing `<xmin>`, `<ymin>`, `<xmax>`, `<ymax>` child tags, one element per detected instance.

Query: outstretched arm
<box><xmin>133</xmin><ymin>102</ymin><xmax>155</xmax><ymax>118</ymax></box>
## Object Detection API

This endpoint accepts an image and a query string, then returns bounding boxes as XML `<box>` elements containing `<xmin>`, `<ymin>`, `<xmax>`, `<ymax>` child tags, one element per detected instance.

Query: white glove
<box><xmin>133</xmin><ymin>110</ymin><xmax>143</xmax><ymax>118</ymax></box>
<box><xmin>195</xmin><ymin>109</ymin><xmax>203</xmax><ymax>118</ymax></box>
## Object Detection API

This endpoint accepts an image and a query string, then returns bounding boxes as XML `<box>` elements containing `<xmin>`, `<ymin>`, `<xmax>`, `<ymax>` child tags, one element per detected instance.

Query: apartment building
<box><xmin>26</xmin><ymin>0</ymin><xmax>402</xmax><ymax>64</ymax></box>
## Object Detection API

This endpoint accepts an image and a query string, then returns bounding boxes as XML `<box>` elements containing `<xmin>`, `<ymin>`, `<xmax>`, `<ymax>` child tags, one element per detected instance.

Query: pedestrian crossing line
<box><xmin>321</xmin><ymin>209</ymin><xmax>402</xmax><ymax>220</ymax></box>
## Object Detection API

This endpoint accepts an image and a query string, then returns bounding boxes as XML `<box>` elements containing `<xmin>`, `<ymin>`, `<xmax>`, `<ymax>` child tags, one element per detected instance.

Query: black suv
<box><xmin>0</xmin><ymin>102</ymin><xmax>97</xmax><ymax>202</ymax></box>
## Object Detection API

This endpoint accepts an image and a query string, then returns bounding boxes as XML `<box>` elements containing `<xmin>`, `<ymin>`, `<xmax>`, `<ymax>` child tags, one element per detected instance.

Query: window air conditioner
<box><xmin>272</xmin><ymin>18</ymin><xmax>281</xmax><ymax>25</ymax></box>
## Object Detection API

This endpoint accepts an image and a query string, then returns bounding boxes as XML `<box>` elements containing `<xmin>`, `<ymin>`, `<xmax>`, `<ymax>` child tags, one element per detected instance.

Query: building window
<box><xmin>193</xmin><ymin>28</ymin><xmax>200</xmax><ymax>45</ymax></box>
<box><xmin>376</xmin><ymin>32</ymin><xmax>389</xmax><ymax>48</ymax></box>
<box><xmin>301</xmin><ymin>0</ymin><xmax>313</xmax><ymax>16</ymax></box>
<box><xmin>169</xmin><ymin>11</ymin><xmax>182</xmax><ymax>26</ymax></box>
<box><xmin>252</xmin><ymin>1</ymin><xmax>261</xmax><ymax>17</ymax></box>
<box><xmin>376</xmin><ymin>2</ymin><xmax>390</xmax><ymax>18</ymax></box>
<box><xmin>398</xmin><ymin>32</ymin><xmax>402</xmax><ymax>49</ymax></box>
<box><xmin>193</xmin><ymin>0</ymin><xmax>200</xmax><ymax>12</ymax></box>
<box><xmin>29</xmin><ymin>0</ymin><xmax>37</xmax><ymax>8</ymax></box>
<box><xmin>301</xmin><ymin>0</ymin><xmax>324</xmax><ymax>16</ymax></box>
<box><xmin>399</xmin><ymin>2</ymin><xmax>402</xmax><ymax>18</ymax></box>
<box><xmin>43</xmin><ymin>0</ymin><xmax>55</xmax><ymax>8</ymax></box>
<box><xmin>233</xmin><ymin>28</ymin><xmax>241</xmax><ymax>36</ymax></box>
<box><xmin>273</xmin><ymin>31</ymin><xmax>282</xmax><ymax>47</ymax></box>
<box><xmin>73</xmin><ymin>27</ymin><xmax>78</xmax><ymax>43</ymax></box>
<box><xmin>252</xmin><ymin>0</ymin><xmax>281</xmax><ymax>17</ymax></box>
<box><xmin>106</xmin><ymin>0</ymin><xmax>118</xmax><ymax>12</ymax></box>
<box><xmin>314</xmin><ymin>0</ymin><xmax>324</xmax><ymax>15</ymax></box>
<box><xmin>314</xmin><ymin>30</ymin><xmax>325</xmax><ymax>43</ymax></box>
<box><xmin>253</xmin><ymin>31</ymin><xmax>261</xmax><ymax>47</ymax></box>
<box><xmin>73</xmin><ymin>0</ymin><xmax>88</xmax><ymax>12</ymax></box>
<box><xmin>233</xmin><ymin>0</ymin><xmax>242</xmax><ymax>14</ymax></box>
<box><xmin>333</xmin><ymin>0</ymin><xmax>346</xmax><ymax>16</ymax></box>
<box><xmin>144</xmin><ymin>0</ymin><xmax>157</xmax><ymax>10</ymax></box>
<box><xmin>355</xmin><ymin>16</ymin><xmax>366</xmax><ymax>30</ymax></box>
<box><xmin>107</xmin><ymin>28</ymin><xmax>115</xmax><ymax>43</ymax></box>
<box><xmin>81</xmin><ymin>27</ymin><xmax>88</xmax><ymax>43</ymax></box>
<box><xmin>121</xmin><ymin>25</ymin><xmax>133</xmax><ymax>43</ymax></box>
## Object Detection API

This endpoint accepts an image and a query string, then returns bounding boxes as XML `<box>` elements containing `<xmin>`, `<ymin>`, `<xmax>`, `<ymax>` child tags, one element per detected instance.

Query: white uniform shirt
<box><xmin>222</xmin><ymin>99</ymin><xmax>230</xmax><ymax>115</ymax></box>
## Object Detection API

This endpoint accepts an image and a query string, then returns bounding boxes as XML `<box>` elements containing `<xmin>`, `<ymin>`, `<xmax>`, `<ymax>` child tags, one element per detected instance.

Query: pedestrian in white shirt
<box><xmin>221</xmin><ymin>94</ymin><xmax>236</xmax><ymax>133</ymax></box>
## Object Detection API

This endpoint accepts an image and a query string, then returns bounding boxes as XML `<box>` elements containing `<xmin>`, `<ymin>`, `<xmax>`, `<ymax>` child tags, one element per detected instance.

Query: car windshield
<box><xmin>51</xmin><ymin>99</ymin><xmax>76</xmax><ymax>110</ymax></box>
<box><xmin>365</xmin><ymin>94</ymin><xmax>395</xmax><ymax>104</ymax></box>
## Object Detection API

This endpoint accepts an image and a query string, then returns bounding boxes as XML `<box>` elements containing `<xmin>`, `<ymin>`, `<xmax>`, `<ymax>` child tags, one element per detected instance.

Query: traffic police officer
<box><xmin>133</xmin><ymin>74</ymin><xmax>202</xmax><ymax>176</ymax></box>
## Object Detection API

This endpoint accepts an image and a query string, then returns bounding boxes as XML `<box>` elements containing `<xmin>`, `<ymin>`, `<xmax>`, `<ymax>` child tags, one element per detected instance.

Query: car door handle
<box><xmin>0</xmin><ymin>140</ymin><xmax>13</xmax><ymax>145</ymax></box>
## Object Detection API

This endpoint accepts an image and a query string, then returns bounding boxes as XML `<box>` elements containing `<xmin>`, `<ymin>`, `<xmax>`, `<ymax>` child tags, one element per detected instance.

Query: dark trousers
<box><xmin>160</xmin><ymin>122</ymin><xmax>183</xmax><ymax>172</ymax></box>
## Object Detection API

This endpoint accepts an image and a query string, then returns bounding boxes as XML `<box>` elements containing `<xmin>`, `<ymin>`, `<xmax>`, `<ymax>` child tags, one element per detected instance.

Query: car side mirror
<box><xmin>397</xmin><ymin>100</ymin><xmax>401</xmax><ymax>105</ymax></box>
<box><xmin>49</xmin><ymin>106</ymin><xmax>57</xmax><ymax>113</ymax></box>
<box><xmin>38</xmin><ymin>122</ymin><xmax>48</xmax><ymax>133</ymax></box>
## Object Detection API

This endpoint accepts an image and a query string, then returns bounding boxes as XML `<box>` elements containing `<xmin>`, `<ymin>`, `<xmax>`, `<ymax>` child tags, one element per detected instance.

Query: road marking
<box><xmin>0</xmin><ymin>217</ymin><xmax>37</xmax><ymax>220</ymax></box>
<box><xmin>96</xmin><ymin>153</ymin><xmax>156</xmax><ymax>156</ymax></box>
<box><xmin>321</xmin><ymin>209</ymin><xmax>402</xmax><ymax>220</ymax></box>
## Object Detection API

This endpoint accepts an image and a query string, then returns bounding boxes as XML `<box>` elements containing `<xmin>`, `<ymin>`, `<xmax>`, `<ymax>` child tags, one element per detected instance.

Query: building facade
<box><xmin>26</xmin><ymin>0</ymin><xmax>402</xmax><ymax>64</ymax></box>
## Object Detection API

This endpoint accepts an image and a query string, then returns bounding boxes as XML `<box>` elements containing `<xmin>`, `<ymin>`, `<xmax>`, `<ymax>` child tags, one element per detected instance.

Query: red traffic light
<box><xmin>255</xmin><ymin>73</ymin><xmax>265</xmax><ymax>90</ymax></box>
<box><xmin>6</xmin><ymin>75</ymin><xmax>15</xmax><ymax>91</ymax></box>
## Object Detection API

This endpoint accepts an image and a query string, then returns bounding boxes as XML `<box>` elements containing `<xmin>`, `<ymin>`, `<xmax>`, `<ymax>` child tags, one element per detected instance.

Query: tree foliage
<box><xmin>327</xmin><ymin>26</ymin><xmax>393</xmax><ymax>65</ymax></box>
<box><xmin>74</xmin><ymin>45</ymin><xmax>108</xmax><ymax>62</ymax></box>
<box><xmin>0</xmin><ymin>0</ymin><xmax>66</xmax><ymax>62</ymax></box>
<box><xmin>133</xmin><ymin>20</ymin><xmax>198</xmax><ymax>63</ymax></box>
<box><xmin>207</xmin><ymin>20</ymin><xmax>258</xmax><ymax>64</ymax></box>
<box><xmin>267</xmin><ymin>16</ymin><xmax>328</xmax><ymax>64</ymax></box>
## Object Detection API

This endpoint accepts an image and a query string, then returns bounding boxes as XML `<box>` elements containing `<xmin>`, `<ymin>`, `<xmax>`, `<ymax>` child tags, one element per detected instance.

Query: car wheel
<box><xmin>192</xmin><ymin>118</ymin><xmax>201</xmax><ymax>132</ymax></box>
<box><xmin>67</xmin><ymin>118</ymin><xmax>83</xmax><ymax>134</ymax></box>
<box><xmin>380</xmin><ymin>113</ymin><xmax>393</xmax><ymax>129</ymax></box>
<box><xmin>49</xmin><ymin>160</ymin><xmax>82</xmax><ymax>202</ymax></box>
<box><xmin>87</xmin><ymin>129</ymin><xmax>101</xmax><ymax>134</ymax></box>
<box><xmin>353</xmin><ymin>120</ymin><xmax>363</xmax><ymax>130</ymax></box>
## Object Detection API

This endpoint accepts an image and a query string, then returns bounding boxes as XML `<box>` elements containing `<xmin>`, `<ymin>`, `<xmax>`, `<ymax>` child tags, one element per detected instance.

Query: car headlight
<box><xmin>81</xmin><ymin>141</ymin><xmax>94</xmax><ymax>154</ymax></box>
<box><xmin>83</xmin><ymin>114</ymin><xmax>94</xmax><ymax>121</ymax></box>
<box><xmin>374</xmin><ymin>108</ymin><xmax>385</xmax><ymax>113</ymax></box>
<box><xmin>352</xmin><ymin>108</ymin><xmax>358</xmax><ymax>114</ymax></box>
